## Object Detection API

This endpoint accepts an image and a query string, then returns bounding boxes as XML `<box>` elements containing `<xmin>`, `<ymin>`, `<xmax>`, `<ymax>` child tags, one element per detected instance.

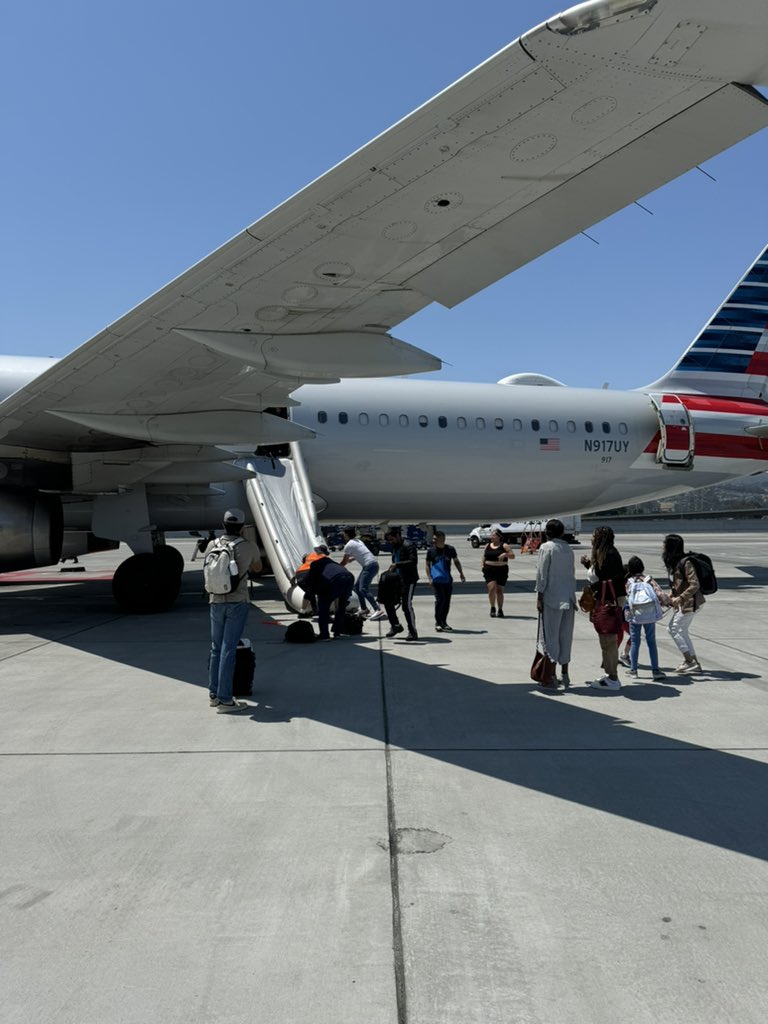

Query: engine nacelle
<box><xmin>0</xmin><ymin>488</ymin><xmax>63</xmax><ymax>571</ymax></box>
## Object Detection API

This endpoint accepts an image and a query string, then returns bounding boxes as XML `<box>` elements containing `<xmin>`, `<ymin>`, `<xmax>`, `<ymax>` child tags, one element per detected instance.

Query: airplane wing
<box><xmin>2</xmin><ymin>0</ymin><xmax>768</xmax><ymax>488</ymax></box>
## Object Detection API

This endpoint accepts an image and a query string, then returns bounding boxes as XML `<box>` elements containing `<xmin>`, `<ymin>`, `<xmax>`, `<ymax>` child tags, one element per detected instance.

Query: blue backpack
<box><xmin>430</xmin><ymin>554</ymin><xmax>451</xmax><ymax>584</ymax></box>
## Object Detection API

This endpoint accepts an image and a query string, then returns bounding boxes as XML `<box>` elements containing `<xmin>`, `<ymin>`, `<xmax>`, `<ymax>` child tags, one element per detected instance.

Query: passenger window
<box><xmin>494</xmin><ymin>418</ymin><xmax>503</xmax><ymax>430</ymax></box>
<box><xmin>475</xmin><ymin>417</ymin><xmax>486</xmax><ymax>430</ymax></box>
<box><xmin>338</xmin><ymin>412</ymin><xmax>348</xmax><ymax>424</ymax></box>
<box><xmin>549</xmin><ymin>419</ymin><xmax>558</xmax><ymax>432</ymax></box>
<box><xmin>318</xmin><ymin>411</ymin><xmax>328</xmax><ymax>424</ymax></box>
<box><xmin>418</xmin><ymin>415</ymin><xmax>428</xmax><ymax>428</ymax></box>
<box><xmin>531</xmin><ymin>419</ymin><xmax>540</xmax><ymax>432</ymax></box>
<box><xmin>602</xmin><ymin>421</ymin><xmax>611</xmax><ymax>434</ymax></box>
<box><xmin>399</xmin><ymin>414</ymin><xmax>409</xmax><ymax>427</ymax></box>
<box><xmin>457</xmin><ymin>416</ymin><xmax>467</xmax><ymax>429</ymax></box>
<box><xmin>512</xmin><ymin>418</ymin><xmax>522</xmax><ymax>431</ymax></box>
<box><xmin>618</xmin><ymin>422</ymin><xmax>628</xmax><ymax>435</ymax></box>
<box><xmin>359</xmin><ymin>413</ymin><xmax>369</xmax><ymax>426</ymax></box>
<box><xmin>566</xmin><ymin>420</ymin><xmax>576</xmax><ymax>433</ymax></box>
<box><xmin>438</xmin><ymin>416</ymin><xmax>447</xmax><ymax>428</ymax></box>
<box><xmin>585</xmin><ymin>421</ymin><xmax>594</xmax><ymax>433</ymax></box>
<box><xmin>379</xmin><ymin>413</ymin><xmax>389</xmax><ymax>427</ymax></box>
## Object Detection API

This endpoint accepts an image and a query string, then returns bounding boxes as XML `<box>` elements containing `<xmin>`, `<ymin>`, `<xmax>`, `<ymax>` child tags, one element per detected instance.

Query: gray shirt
<box><xmin>534</xmin><ymin>538</ymin><xmax>577</xmax><ymax>610</ymax></box>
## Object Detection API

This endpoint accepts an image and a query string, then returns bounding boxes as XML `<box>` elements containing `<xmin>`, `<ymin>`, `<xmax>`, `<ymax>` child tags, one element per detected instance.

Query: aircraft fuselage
<box><xmin>292</xmin><ymin>378</ymin><xmax>768</xmax><ymax>521</ymax></box>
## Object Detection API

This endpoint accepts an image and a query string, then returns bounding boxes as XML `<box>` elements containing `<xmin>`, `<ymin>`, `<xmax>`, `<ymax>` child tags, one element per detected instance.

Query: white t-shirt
<box><xmin>343</xmin><ymin>537</ymin><xmax>376</xmax><ymax>568</ymax></box>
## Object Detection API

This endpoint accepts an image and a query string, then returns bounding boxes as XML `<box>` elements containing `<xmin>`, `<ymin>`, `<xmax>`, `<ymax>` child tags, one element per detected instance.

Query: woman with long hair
<box><xmin>662</xmin><ymin>533</ymin><xmax>703</xmax><ymax>673</ymax></box>
<box><xmin>580</xmin><ymin>525</ymin><xmax>626</xmax><ymax>689</ymax></box>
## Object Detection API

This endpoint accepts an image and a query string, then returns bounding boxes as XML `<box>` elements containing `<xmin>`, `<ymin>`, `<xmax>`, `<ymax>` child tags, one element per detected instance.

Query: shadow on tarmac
<box><xmin>3</xmin><ymin>573</ymin><xmax>768</xmax><ymax>866</ymax></box>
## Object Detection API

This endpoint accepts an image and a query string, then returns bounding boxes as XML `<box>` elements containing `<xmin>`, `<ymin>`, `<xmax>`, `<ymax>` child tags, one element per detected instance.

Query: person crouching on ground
<box><xmin>304</xmin><ymin>549</ymin><xmax>355</xmax><ymax>641</ymax></box>
<box><xmin>208</xmin><ymin>509</ymin><xmax>262</xmax><ymax>712</ymax></box>
<box><xmin>340</xmin><ymin>527</ymin><xmax>386</xmax><ymax>621</ymax></box>
<box><xmin>534</xmin><ymin>518</ymin><xmax>577</xmax><ymax>688</ymax></box>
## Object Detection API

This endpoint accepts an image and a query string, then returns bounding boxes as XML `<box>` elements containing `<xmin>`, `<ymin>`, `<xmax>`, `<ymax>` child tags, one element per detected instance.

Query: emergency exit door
<box><xmin>649</xmin><ymin>394</ymin><xmax>694</xmax><ymax>468</ymax></box>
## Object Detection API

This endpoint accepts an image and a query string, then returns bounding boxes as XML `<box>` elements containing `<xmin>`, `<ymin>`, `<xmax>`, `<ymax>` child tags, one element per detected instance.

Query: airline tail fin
<box><xmin>645</xmin><ymin>244</ymin><xmax>768</xmax><ymax>399</ymax></box>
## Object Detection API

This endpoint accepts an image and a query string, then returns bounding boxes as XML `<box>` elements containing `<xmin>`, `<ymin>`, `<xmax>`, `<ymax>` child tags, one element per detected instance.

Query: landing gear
<box><xmin>112</xmin><ymin>549</ymin><xmax>182</xmax><ymax>613</ymax></box>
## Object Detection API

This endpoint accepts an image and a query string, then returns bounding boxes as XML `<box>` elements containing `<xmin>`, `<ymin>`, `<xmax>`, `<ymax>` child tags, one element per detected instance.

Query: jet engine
<box><xmin>0</xmin><ymin>488</ymin><xmax>63</xmax><ymax>571</ymax></box>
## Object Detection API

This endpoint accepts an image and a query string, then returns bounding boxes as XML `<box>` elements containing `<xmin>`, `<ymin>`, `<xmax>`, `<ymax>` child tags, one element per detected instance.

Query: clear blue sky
<box><xmin>2</xmin><ymin>0</ymin><xmax>767</xmax><ymax>390</ymax></box>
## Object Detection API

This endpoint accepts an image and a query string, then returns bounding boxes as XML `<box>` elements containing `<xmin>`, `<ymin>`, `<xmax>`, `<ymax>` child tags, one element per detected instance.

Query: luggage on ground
<box><xmin>284</xmin><ymin>620</ymin><xmax>316</xmax><ymax>643</ymax></box>
<box><xmin>232</xmin><ymin>638</ymin><xmax>255</xmax><ymax>696</ymax></box>
<box><xmin>339</xmin><ymin>611</ymin><xmax>364</xmax><ymax>635</ymax></box>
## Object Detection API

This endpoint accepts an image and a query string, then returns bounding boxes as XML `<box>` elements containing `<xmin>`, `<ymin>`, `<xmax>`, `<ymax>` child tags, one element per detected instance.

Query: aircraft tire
<box><xmin>112</xmin><ymin>552</ymin><xmax>182</xmax><ymax>613</ymax></box>
<box><xmin>154</xmin><ymin>544</ymin><xmax>185</xmax><ymax>575</ymax></box>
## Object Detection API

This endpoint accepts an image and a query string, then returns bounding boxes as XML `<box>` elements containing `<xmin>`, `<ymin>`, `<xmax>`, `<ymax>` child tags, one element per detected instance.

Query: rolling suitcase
<box><xmin>232</xmin><ymin>638</ymin><xmax>255</xmax><ymax>697</ymax></box>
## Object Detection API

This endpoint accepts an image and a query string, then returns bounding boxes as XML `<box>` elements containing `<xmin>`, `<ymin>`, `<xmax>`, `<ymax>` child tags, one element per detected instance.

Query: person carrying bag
<box><xmin>581</xmin><ymin>525</ymin><xmax>625</xmax><ymax>690</ymax></box>
<box><xmin>530</xmin><ymin>613</ymin><xmax>557</xmax><ymax>689</ymax></box>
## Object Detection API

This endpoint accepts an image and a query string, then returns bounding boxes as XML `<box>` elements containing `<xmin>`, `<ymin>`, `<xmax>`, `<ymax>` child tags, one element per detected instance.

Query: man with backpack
<box><xmin>382</xmin><ymin>528</ymin><xmax>419</xmax><ymax>640</ymax></box>
<box><xmin>204</xmin><ymin>509</ymin><xmax>262</xmax><ymax>712</ymax></box>
<box><xmin>426</xmin><ymin>530</ymin><xmax>465</xmax><ymax>632</ymax></box>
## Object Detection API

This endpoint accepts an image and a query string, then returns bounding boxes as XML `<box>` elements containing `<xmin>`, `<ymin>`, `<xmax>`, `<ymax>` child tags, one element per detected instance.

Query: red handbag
<box><xmin>592</xmin><ymin>581</ymin><xmax>623</xmax><ymax>636</ymax></box>
<box><xmin>530</xmin><ymin>614</ymin><xmax>557</xmax><ymax>684</ymax></box>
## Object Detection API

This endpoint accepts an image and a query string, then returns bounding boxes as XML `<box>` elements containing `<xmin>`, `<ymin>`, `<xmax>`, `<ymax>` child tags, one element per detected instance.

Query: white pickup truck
<box><xmin>467</xmin><ymin>516</ymin><xmax>581</xmax><ymax>547</ymax></box>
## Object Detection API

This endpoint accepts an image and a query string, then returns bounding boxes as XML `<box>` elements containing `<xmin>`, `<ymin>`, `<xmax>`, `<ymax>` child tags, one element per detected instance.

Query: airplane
<box><xmin>2</xmin><ymin>0</ymin><xmax>768</xmax><ymax>613</ymax></box>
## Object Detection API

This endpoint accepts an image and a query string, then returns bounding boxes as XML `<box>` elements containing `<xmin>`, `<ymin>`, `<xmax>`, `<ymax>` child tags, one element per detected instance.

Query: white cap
<box><xmin>223</xmin><ymin>508</ymin><xmax>245</xmax><ymax>525</ymax></box>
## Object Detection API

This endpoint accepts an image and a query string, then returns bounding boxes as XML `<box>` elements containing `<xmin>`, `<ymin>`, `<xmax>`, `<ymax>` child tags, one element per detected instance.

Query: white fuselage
<box><xmin>291</xmin><ymin>378</ymin><xmax>766</xmax><ymax>521</ymax></box>
<box><xmin>1</xmin><ymin>358</ymin><xmax>766</xmax><ymax>532</ymax></box>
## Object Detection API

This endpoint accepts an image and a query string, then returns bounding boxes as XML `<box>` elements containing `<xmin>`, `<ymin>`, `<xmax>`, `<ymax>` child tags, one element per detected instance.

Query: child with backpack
<box><xmin>624</xmin><ymin>556</ymin><xmax>669</xmax><ymax>681</ymax></box>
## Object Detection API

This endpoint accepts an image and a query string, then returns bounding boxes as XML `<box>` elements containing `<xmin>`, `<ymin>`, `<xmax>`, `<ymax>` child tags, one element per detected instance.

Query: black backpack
<box><xmin>339</xmin><ymin>611</ymin><xmax>364</xmax><ymax>635</ymax></box>
<box><xmin>685</xmin><ymin>552</ymin><xmax>717</xmax><ymax>595</ymax></box>
<box><xmin>284</xmin><ymin>620</ymin><xmax>316</xmax><ymax>644</ymax></box>
<box><xmin>377</xmin><ymin>568</ymin><xmax>402</xmax><ymax>605</ymax></box>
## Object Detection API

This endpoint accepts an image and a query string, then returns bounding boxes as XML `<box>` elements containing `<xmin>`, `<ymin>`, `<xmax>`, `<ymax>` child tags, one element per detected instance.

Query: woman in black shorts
<box><xmin>482</xmin><ymin>529</ymin><xmax>515</xmax><ymax>618</ymax></box>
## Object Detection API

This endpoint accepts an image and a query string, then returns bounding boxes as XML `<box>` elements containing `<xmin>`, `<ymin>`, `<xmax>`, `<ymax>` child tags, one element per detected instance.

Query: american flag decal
<box><xmin>539</xmin><ymin>437</ymin><xmax>560</xmax><ymax>452</ymax></box>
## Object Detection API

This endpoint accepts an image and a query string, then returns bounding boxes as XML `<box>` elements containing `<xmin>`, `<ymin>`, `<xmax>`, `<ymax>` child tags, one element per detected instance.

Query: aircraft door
<box><xmin>649</xmin><ymin>394</ymin><xmax>694</xmax><ymax>468</ymax></box>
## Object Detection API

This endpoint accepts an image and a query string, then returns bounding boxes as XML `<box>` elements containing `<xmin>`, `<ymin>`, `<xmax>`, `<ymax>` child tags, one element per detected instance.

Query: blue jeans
<box><xmin>629</xmin><ymin>621</ymin><xmax>660</xmax><ymax>672</ymax></box>
<box><xmin>209</xmin><ymin>601</ymin><xmax>250</xmax><ymax>703</ymax></box>
<box><xmin>354</xmin><ymin>560</ymin><xmax>380</xmax><ymax>612</ymax></box>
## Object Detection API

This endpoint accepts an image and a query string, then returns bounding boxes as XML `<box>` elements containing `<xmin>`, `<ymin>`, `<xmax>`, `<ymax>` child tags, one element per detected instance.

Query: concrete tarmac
<box><xmin>2</xmin><ymin>530</ymin><xmax>768</xmax><ymax>1023</ymax></box>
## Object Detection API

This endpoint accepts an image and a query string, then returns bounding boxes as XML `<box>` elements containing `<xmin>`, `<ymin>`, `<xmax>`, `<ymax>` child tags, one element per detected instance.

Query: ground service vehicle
<box><xmin>467</xmin><ymin>516</ymin><xmax>581</xmax><ymax>547</ymax></box>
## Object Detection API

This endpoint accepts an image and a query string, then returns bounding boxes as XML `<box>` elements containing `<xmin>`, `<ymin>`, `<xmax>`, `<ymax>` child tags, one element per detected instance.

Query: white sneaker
<box><xmin>677</xmin><ymin>659</ymin><xmax>701</xmax><ymax>674</ymax></box>
<box><xmin>590</xmin><ymin>675</ymin><xmax>621</xmax><ymax>690</ymax></box>
<box><xmin>369</xmin><ymin>610</ymin><xmax>387</xmax><ymax>622</ymax></box>
<box><xmin>216</xmin><ymin>700</ymin><xmax>248</xmax><ymax>714</ymax></box>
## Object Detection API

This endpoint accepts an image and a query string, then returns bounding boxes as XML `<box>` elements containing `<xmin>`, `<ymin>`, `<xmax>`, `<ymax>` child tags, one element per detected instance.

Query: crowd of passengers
<box><xmin>289</xmin><ymin>522</ymin><xmax>705</xmax><ymax>690</ymax></box>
